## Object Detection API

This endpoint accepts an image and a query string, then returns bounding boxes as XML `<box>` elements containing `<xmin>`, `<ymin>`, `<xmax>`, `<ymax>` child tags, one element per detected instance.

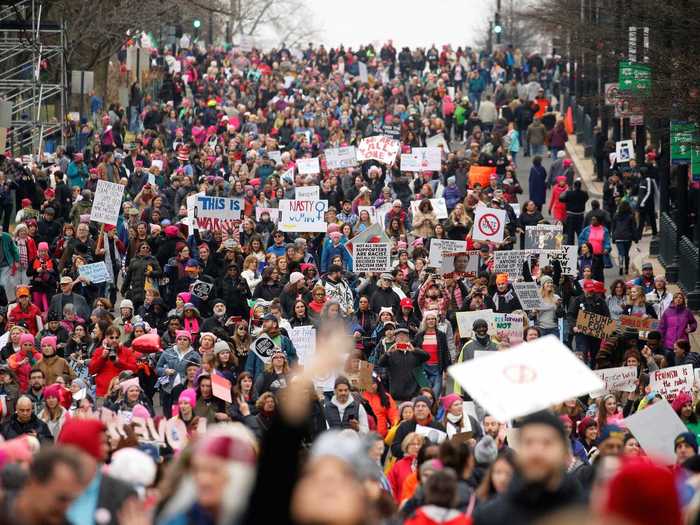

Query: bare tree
<box><xmin>473</xmin><ymin>0</ymin><xmax>542</xmax><ymax>51</ymax></box>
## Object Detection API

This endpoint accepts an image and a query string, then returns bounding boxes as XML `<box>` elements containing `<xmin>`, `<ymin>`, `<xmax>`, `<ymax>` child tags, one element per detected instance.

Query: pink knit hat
<box><xmin>132</xmin><ymin>404</ymin><xmax>150</xmax><ymax>419</ymax></box>
<box><xmin>178</xmin><ymin>388</ymin><xmax>197</xmax><ymax>408</ymax></box>
<box><xmin>672</xmin><ymin>391</ymin><xmax>693</xmax><ymax>413</ymax></box>
<box><xmin>37</xmin><ymin>242</ymin><xmax>49</xmax><ymax>251</ymax></box>
<box><xmin>43</xmin><ymin>383</ymin><xmax>63</xmax><ymax>399</ymax></box>
<box><xmin>40</xmin><ymin>336</ymin><xmax>57</xmax><ymax>350</ymax></box>
<box><xmin>175</xmin><ymin>330</ymin><xmax>191</xmax><ymax>342</ymax></box>
<box><xmin>19</xmin><ymin>333</ymin><xmax>34</xmax><ymax>346</ymax></box>
<box><xmin>440</xmin><ymin>393</ymin><xmax>462</xmax><ymax>412</ymax></box>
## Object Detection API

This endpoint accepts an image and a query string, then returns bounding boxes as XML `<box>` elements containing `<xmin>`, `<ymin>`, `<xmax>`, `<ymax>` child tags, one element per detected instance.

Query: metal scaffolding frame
<box><xmin>0</xmin><ymin>0</ymin><xmax>65</xmax><ymax>155</ymax></box>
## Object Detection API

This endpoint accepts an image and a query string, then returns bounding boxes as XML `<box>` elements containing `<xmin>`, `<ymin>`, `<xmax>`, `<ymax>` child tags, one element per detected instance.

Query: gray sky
<box><xmin>304</xmin><ymin>0</ymin><xmax>492</xmax><ymax>49</ymax></box>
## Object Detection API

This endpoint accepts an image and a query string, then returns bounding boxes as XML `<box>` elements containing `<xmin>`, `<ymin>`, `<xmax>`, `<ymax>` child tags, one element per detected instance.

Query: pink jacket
<box><xmin>659</xmin><ymin>305</ymin><xmax>698</xmax><ymax>349</ymax></box>
<box><xmin>549</xmin><ymin>183</ymin><xmax>569</xmax><ymax>222</ymax></box>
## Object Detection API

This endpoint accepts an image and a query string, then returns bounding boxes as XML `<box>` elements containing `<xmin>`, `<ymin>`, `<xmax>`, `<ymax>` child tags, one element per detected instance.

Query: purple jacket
<box><xmin>658</xmin><ymin>305</ymin><xmax>698</xmax><ymax>349</ymax></box>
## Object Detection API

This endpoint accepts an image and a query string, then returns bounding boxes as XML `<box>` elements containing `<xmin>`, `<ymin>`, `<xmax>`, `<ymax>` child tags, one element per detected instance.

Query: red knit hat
<box><xmin>57</xmin><ymin>419</ymin><xmax>107</xmax><ymax>461</ymax></box>
<box><xmin>604</xmin><ymin>457</ymin><xmax>682</xmax><ymax>525</ymax></box>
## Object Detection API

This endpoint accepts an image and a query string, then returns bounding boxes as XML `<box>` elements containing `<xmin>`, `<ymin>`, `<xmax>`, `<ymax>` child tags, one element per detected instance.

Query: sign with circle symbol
<box><xmin>478</xmin><ymin>213</ymin><xmax>500</xmax><ymax>236</ymax></box>
<box><xmin>473</xmin><ymin>207</ymin><xmax>506</xmax><ymax>242</ymax></box>
<box><xmin>502</xmin><ymin>364</ymin><xmax>537</xmax><ymax>384</ymax></box>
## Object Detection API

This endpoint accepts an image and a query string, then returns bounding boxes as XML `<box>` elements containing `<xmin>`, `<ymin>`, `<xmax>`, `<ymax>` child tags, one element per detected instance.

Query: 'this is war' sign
<box><xmin>191</xmin><ymin>195</ymin><xmax>243</xmax><ymax>232</ymax></box>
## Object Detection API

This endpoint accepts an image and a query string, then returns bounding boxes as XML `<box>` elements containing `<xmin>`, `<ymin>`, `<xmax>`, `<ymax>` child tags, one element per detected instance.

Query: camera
<box><xmin>108</xmin><ymin>349</ymin><xmax>118</xmax><ymax>362</ymax></box>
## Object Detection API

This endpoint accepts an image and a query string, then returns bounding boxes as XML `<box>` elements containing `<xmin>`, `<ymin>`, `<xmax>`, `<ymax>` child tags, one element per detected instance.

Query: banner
<box><xmin>289</xmin><ymin>326</ymin><xmax>316</xmax><ymax>366</ymax></box>
<box><xmin>448</xmin><ymin>335</ymin><xmax>605</xmax><ymax>422</ymax></box>
<box><xmin>90</xmin><ymin>180</ymin><xmax>125</xmax><ymax>226</ymax></box>
<box><xmin>428</xmin><ymin>239</ymin><xmax>468</xmax><ymax>268</ymax></box>
<box><xmin>591</xmin><ymin>366</ymin><xmax>638</xmax><ymax>397</ymax></box>
<box><xmin>356</xmin><ymin>135</ymin><xmax>401</xmax><ymax>165</ymax></box>
<box><xmin>295</xmin><ymin>185</ymin><xmax>320</xmax><ymax>200</ymax></box>
<box><xmin>618</xmin><ymin>315</ymin><xmax>660</xmax><ymax>332</ymax></box>
<box><xmin>615</xmin><ymin>139</ymin><xmax>634</xmax><ymax>163</ymax></box>
<box><xmin>493</xmin><ymin>312</ymin><xmax>526</xmax><ymax>346</ymax></box>
<box><xmin>78</xmin><ymin>262</ymin><xmax>111</xmax><ymax>284</ymax></box>
<box><xmin>344</xmin><ymin>223</ymin><xmax>392</xmax><ymax>257</ymax></box>
<box><xmin>650</xmin><ymin>364</ymin><xmax>694</xmax><ymax>401</ymax></box>
<box><xmin>400</xmin><ymin>153</ymin><xmax>421</xmax><ymax>172</ymax></box>
<box><xmin>456</xmin><ymin>309</ymin><xmax>496</xmax><ymax>339</ymax></box>
<box><xmin>296</xmin><ymin>157</ymin><xmax>321</xmax><ymax>175</ymax></box>
<box><xmin>190</xmin><ymin>195</ymin><xmax>244</xmax><ymax>232</ymax></box>
<box><xmin>575</xmin><ymin>311</ymin><xmax>617</xmax><ymax>339</ymax></box>
<box><xmin>325</xmin><ymin>146</ymin><xmax>358</xmax><ymax>169</ymax></box>
<box><xmin>524</xmin><ymin>224</ymin><xmax>564</xmax><ymax>249</ymax></box>
<box><xmin>541</xmin><ymin>245</ymin><xmax>577</xmax><ymax>275</ymax></box>
<box><xmin>278</xmin><ymin>199</ymin><xmax>328</xmax><ymax>232</ymax></box>
<box><xmin>472</xmin><ymin>207</ymin><xmax>507</xmax><ymax>242</ymax></box>
<box><xmin>512</xmin><ymin>282</ymin><xmax>545</xmax><ymax>310</ymax></box>
<box><xmin>352</xmin><ymin>243</ymin><xmax>392</xmax><ymax>273</ymax></box>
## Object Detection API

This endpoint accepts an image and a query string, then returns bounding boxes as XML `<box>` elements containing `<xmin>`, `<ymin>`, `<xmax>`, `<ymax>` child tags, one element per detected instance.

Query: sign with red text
<box><xmin>650</xmin><ymin>364</ymin><xmax>694</xmax><ymax>401</ymax></box>
<box><xmin>356</xmin><ymin>135</ymin><xmax>401</xmax><ymax>165</ymax></box>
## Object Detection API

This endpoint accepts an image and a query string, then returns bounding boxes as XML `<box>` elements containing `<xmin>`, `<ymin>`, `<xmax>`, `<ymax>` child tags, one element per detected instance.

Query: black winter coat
<box><xmin>414</xmin><ymin>330</ymin><xmax>452</xmax><ymax>372</ymax></box>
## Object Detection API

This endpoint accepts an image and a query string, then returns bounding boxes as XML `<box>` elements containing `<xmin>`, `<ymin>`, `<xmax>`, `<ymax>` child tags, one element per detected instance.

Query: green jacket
<box><xmin>0</xmin><ymin>232</ymin><xmax>19</xmax><ymax>268</ymax></box>
<box><xmin>454</xmin><ymin>105</ymin><xmax>468</xmax><ymax>126</ymax></box>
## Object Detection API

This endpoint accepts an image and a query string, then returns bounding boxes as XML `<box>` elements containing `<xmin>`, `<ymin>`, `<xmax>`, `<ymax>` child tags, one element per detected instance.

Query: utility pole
<box><xmin>494</xmin><ymin>0</ymin><xmax>502</xmax><ymax>46</ymax></box>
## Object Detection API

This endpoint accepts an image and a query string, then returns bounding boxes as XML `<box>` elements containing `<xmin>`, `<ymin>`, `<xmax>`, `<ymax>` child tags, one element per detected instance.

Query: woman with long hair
<box><xmin>597</xmin><ymin>394</ymin><xmax>624</xmax><ymax>429</ymax></box>
<box><xmin>194</xmin><ymin>374</ymin><xmax>229</xmax><ymax>424</ymax></box>
<box><xmin>213</xmin><ymin>341</ymin><xmax>237</xmax><ymax>383</ymax></box>
<box><xmin>252</xmin><ymin>266</ymin><xmax>283</xmax><ymax>302</ymax></box>
<box><xmin>474</xmin><ymin>449</ymin><xmax>517</xmax><ymax>506</ymax></box>
<box><xmin>362</xmin><ymin>375</ymin><xmax>399</xmax><ymax>439</ymax></box>
<box><xmin>38</xmin><ymin>383</ymin><xmax>67</xmax><ymax>438</ymax></box>
<box><xmin>241</xmin><ymin>254</ymin><xmax>262</xmax><ymax>291</ymax></box>
<box><xmin>411</xmin><ymin>199</ymin><xmax>438</xmax><ymax>239</ymax></box>
<box><xmin>253</xmin><ymin>349</ymin><xmax>289</xmax><ymax>397</ymax></box>
<box><xmin>387</xmin><ymin>432</ymin><xmax>425</xmax><ymax>502</ymax></box>
<box><xmin>606</xmin><ymin>279</ymin><xmax>628</xmax><ymax>321</ymax></box>
<box><xmin>289</xmin><ymin>299</ymin><xmax>314</xmax><ymax>328</ymax></box>
<box><xmin>230</xmin><ymin>320</ymin><xmax>251</xmax><ymax>376</ymax></box>
<box><xmin>622</xmin><ymin>285</ymin><xmax>657</xmax><ymax>319</ymax></box>
<box><xmin>444</xmin><ymin>203</ymin><xmax>473</xmax><ymax>241</ymax></box>
<box><xmin>536</xmin><ymin>275</ymin><xmax>562</xmax><ymax>338</ymax></box>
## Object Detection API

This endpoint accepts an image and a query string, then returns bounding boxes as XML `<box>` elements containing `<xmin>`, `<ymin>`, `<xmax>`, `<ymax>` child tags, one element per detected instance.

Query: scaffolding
<box><xmin>0</xmin><ymin>0</ymin><xmax>65</xmax><ymax>155</ymax></box>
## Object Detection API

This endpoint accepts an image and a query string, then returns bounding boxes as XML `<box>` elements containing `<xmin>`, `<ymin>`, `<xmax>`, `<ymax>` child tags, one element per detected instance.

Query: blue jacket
<box><xmin>321</xmin><ymin>240</ymin><xmax>349</xmax><ymax>273</ymax></box>
<box><xmin>155</xmin><ymin>346</ymin><xmax>201</xmax><ymax>393</ymax></box>
<box><xmin>245</xmin><ymin>334</ymin><xmax>298</xmax><ymax>379</ymax></box>
<box><xmin>443</xmin><ymin>185</ymin><xmax>461</xmax><ymax>210</ymax></box>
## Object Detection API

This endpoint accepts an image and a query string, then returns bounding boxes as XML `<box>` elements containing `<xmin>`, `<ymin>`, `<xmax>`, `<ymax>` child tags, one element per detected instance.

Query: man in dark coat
<box><xmin>390</xmin><ymin>394</ymin><xmax>445</xmax><ymax>459</ymax></box>
<box><xmin>0</xmin><ymin>396</ymin><xmax>53</xmax><ymax>443</ymax></box>
<box><xmin>528</xmin><ymin>156</ymin><xmax>547</xmax><ymax>210</ymax></box>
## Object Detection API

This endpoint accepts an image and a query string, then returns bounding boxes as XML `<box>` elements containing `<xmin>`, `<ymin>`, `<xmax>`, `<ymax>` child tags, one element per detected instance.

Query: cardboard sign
<box><xmin>325</xmin><ymin>146</ymin><xmax>358</xmax><ymax>169</ymax></box>
<box><xmin>575</xmin><ymin>310</ymin><xmax>617</xmax><ymax>338</ymax></box>
<box><xmin>250</xmin><ymin>334</ymin><xmax>278</xmax><ymax>364</ymax></box>
<box><xmin>353</xmin><ymin>243</ymin><xmax>391</xmax><ymax>272</ymax></box>
<box><xmin>190</xmin><ymin>279</ymin><xmax>213</xmax><ymax>301</ymax></box>
<box><xmin>440</xmin><ymin>252</ymin><xmax>479</xmax><ymax>277</ymax></box>
<box><xmin>289</xmin><ymin>326</ymin><xmax>316</xmax><ymax>366</ymax></box>
<box><xmin>425</xmin><ymin>132</ymin><xmax>450</xmax><ymax>152</ymax></box>
<box><xmin>411</xmin><ymin>147</ymin><xmax>442</xmax><ymax>171</ymax></box>
<box><xmin>356</xmin><ymin>135</ymin><xmax>401</xmax><ymax>165</ymax></box>
<box><xmin>278</xmin><ymin>199</ymin><xmax>328</xmax><ymax>232</ymax></box>
<box><xmin>616</xmin><ymin>139</ymin><xmax>634</xmax><ymax>163</ymax></box>
<box><xmin>344</xmin><ymin>223</ymin><xmax>392</xmax><ymax>257</ymax></box>
<box><xmin>623</xmin><ymin>400</ymin><xmax>687</xmax><ymax>464</ymax></box>
<box><xmin>78</xmin><ymin>262</ymin><xmax>111</xmax><ymax>284</ymax></box>
<box><xmin>255</xmin><ymin>207</ymin><xmax>280</xmax><ymax>222</ymax></box>
<box><xmin>493</xmin><ymin>312</ymin><xmax>526</xmax><ymax>346</ymax></box>
<box><xmin>448</xmin><ymin>335</ymin><xmax>605</xmax><ymax>422</ymax></box>
<box><xmin>295</xmin><ymin>185</ymin><xmax>320</xmax><ymax>200</ymax></box>
<box><xmin>296</xmin><ymin>157</ymin><xmax>321</xmax><ymax>175</ymax></box>
<box><xmin>211</xmin><ymin>373</ymin><xmax>232</xmax><ymax>403</ymax></box>
<box><xmin>592</xmin><ymin>366</ymin><xmax>638</xmax><ymax>397</ymax></box>
<box><xmin>428</xmin><ymin>239</ymin><xmax>468</xmax><ymax>268</ymax></box>
<box><xmin>472</xmin><ymin>207</ymin><xmax>507</xmax><ymax>242</ymax></box>
<box><xmin>618</xmin><ymin>315</ymin><xmax>660</xmax><ymax>332</ymax></box>
<box><xmin>524</xmin><ymin>225</ymin><xmax>564</xmax><ymax>250</ymax></box>
<box><xmin>650</xmin><ymin>364</ymin><xmax>694</xmax><ymax>401</ymax></box>
<box><xmin>90</xmin><ymin>180</ymin><xmax>125</xmax><ymax>225</ymax></box>
<box><xmin>513</xmin><ymin>282</ymin><xmax>545</xmax><ymax>310</ymax></box>
<box><xmin>456</xmin><ymin>309</ymin><xmax>496</xmax><ymax>339</ymax></box>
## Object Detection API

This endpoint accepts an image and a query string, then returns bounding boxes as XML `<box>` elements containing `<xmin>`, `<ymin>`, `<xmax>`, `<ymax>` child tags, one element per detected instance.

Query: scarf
<box><xmin>17</xmin><ymin>239</ymin><xmax>27</xmax><ymax>267</ymax></box>
<box><xmin>184</xmin><ymin>317</ymin><xmax>199</xmax><ymax>334</ymax></box>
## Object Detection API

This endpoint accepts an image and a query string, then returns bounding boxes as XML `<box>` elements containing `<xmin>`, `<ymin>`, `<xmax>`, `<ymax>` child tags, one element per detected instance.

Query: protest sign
<box><xmin>267</xmin><ymin>150</ymin><xmax>282</xmax><ymax>164</ymax></box>
<box><xmin>211</xmin><ymin>374</ymin><xmax>232</xmax><ymax>403</ymax></box>
<box><xmin>90</xmin><ymin>180</ymin><xmax>125</xmax><ymax>226</ymax></box>
<box><xmin>289</xmin><ymin>326</ymin><xmax>316</xmax><ymax>366</ymax></box>
<box><xmin>356</xmin><ymin>135</ymin><xmax>401</xmax><ymax>165</ymax></box>
<box><xmin>255</xmin><ymin>207</ymin><xmax>280</xmax><ymax>222</ymax></box>
<box><xmin>650</xmin><ymin>364</ymin><xmax>694</xmax><ymax>401</ymax></box>
<box><xmin>591</xmin><ymin>366</ymin><xmax>637</xmax><ymax>397</ymax></box>
<box><xmin>357</xmin><ymin>206</ymin><xmax>377</xmax><ymax>223</ymax></box>
<box><xmin>191</xmin><ymin>195</ymin><xmax>244</xmax><ymax>232</ymax></box>
<box><xmin>190</xmin><ymin>280</ymin><xmax>213</xmax><ymax>301</ymax></box>
<box><xmin>325</xmin><ymin>146</ymin><xmax>358</xmax><ymax>169</ymax></box>
<box><xmin>415</xmin><ymin>424</ymin><xmax>448</xmax><ymax>444</ymax></box>
<box><xmin>344</xmin><ymin>359</ymin><xmax>374</xmax><ymax>391</ymax></box>
<box><xmin>353</xmin><ymin>243</ymin><xmax>392</xmax><ymax>273</ymax></box>
<box><xmin>425</xmin><ymin>132</ymin><xmax>450</xmax><ymax>152</ymax></box>
<box><xmin>468</xmin><ymin>165</ymin><xmax>496</xmax><ymax>188</ymax></box>
<box><xmin>344</xmin><ymin>223</ymin><xmax>392</xmax><ymax>257</ymax></box>
<box><xmin>400</xmin><ymin>153</ymin><xmax>421</xmax><ymax>172</ymax></box>
<box><xmin>411</xmin><ymin>147</ymin><xmax>442</xmax><ymax>171</ymax></box>
<box><xmin>472</xmin><ymin>207</ymin><xmax>507</xmax><ymax>242</ymax></box>
<box><xmin>456</xmin><ymin>310</ymin><xmax>496</xmax><ymax>339</ymax></box>
<box><xmin>295</xmin><ymin>185</ymin><xmax>320</xmax><ymax>200</ymax></box>
<box><xmin>623</xmin><ymin>400</ymin><xmax>687</xmax><ymax>464</ymax></box>
<box><xmin>513</xmin><ymin>282</ymin><xmax>545</xmax><ymax>310</ymax></box>
<box><xmin>428</xmin><ymin>239</ymin><xmax>468</xmax><ymax>267</ymax></box>
<box><xmin>493</xmin><ymin>250</ymin><xmax>532</xmax><ymax>277</ymax></box>
<box><xmin>440</xmin><ymin>252</ymin><xmax>479</xmax><ymax>277</ymax></box>
<box><xmin>525</xmin><ymin>224</ymin><xmax>564</xmax><ymax>249</ymax></box>
<box><xmin>541</xmin><ymin>245</ymin><xmax>577</xmax><ymax>275</ymax></box>
<box><xmin>410</xmin><ymin>198</ymin><xmax>448</xmax><ymax>220</ymax></box>
<box><xmin>618</xmin><ymin>315</ymin><xmax>660</xmax><ymax>332</ymax></box>
<box><xmin>78</xmin><ymin>262</ymin><xmax>111</xmax><ymax>284</ymax></box>
<box><xmin>448</xmin><ymin>335</ymin><xmax>605</xmax><ymax>422</ymax></box>
<box><xmin>493</xmin><ymin>313</ymin><xmax>526</xmax><ymax>346</ymax></box>
<box><xmin>358</xmin><ymin>61</ymin><xmax>368</xmax><ymax>83</ymax></box>
<box><xmin>250</xmin><ymin>334</ymin><xmax>278</xmax><ymax>364</ymax></box>
<box><xmin>278</xmin><ymin>199</ymin><xmax>328</xmax><ymax>232</ymax></box>
<box><xmin>296</xmin><ymin>157</ymin><xmax>320</xmax><ymax>175</ymax></box>
<box><xmin>616</xmin><ymin>139</ymin><xmax>635</xmax><ymax>163</ymax></box>
<box><xmin>575</xmin><ymin>311</ymin><xmax>617</xmax><ymax>338</ymax></box>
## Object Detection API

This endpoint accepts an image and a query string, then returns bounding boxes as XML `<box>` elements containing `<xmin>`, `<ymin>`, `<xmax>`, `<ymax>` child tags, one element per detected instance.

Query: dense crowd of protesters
<box><xmin>0</xmin><ymin>37</ymin><xmax>697</xmax><ymax>525</ymax></box>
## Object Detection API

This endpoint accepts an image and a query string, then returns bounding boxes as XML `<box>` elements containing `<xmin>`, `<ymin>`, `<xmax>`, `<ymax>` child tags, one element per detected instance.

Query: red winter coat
<box><xmin>549</xmin><ymin>183</ymin><xmax>569</xmax><ymax>223</ymax></box>
<box><xmin>405</xmin><ymin>507</ymin><xmax>472</xmax><ymax>525</ymax></box>
<box><xmin>8</xmin><ymin>303</ymin><xmax>42</xmax><ymax>335</ymax></box>
<box><xmin>387</xmin><ymin>455</ymin><xmax>416</xmax><ymax>501</ymax></box>
<box><xmin>88</xmin><ymin>345</ymin><xmax>140</xmax><ymax>397</ymax></box>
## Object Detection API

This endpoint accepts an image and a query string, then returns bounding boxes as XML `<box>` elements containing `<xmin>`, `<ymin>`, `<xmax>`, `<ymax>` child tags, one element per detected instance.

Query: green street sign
<box><xmin>618</xmin><ymin>61</ymin><xmax>651</xmax><ymax>95</ymax></box>
<box><xmin>670</xmin><ymin>121</ymin><xmax>696</xmax><ymax>165</ymax></box>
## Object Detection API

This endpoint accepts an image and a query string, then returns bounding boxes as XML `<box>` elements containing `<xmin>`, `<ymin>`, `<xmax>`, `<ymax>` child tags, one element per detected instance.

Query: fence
<box><xmin>659</xmin><ymin>212</ymin><xmax>678</xmax><ymax>269</ymax></box>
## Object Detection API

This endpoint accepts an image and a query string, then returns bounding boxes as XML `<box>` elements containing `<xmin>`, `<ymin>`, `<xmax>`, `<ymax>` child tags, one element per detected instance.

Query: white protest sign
<box><xmin>440</xmin><ymin>252</ymin><xmax>480</xmax><ymax>277</ymax></box>
<box><xmin>410</xmin><ymin>198</ymin><xmax>448</xmax><ymax>220</ymax></box>
<box><xmin>591</xmin><ymin>366</ymin><xmax>638</xmax><ymax>397</ymax></box>
<box><xmin>344</xmin><ymin>223</ymin><xmax>392</xmax><ymax>257</ymax></box>
<box><xmin>541</xmin><ymin>245</ymin><xmax>577</xmax><ymax>275</ymax></box>
<box><xmin>78</xmin><ymin>262</ymin><xmax>111</xmax><ymax>284</ymax></box>
<box><xmin>493</xmin><ymin>250</ymin><xmax>532</xmax><ymax>277</ymax></box>
<box><xmin>448</xmin><ymin>335</ymin><xmax>605</xmax><ymax>422</ymax></box>
<box><xmin>255</xmin><ymin>207</ymin><xmax>280</xmax><ymax>223</ymax></box>
<box><xmin>400</xmin><ymin>153</ymin><xmax>421</xmax><ymax>172</ymax></box>
<box><xmin>358</xmin><ymin>62</ymin><xmax>368</xmax><ymax>83</ymax></box>
<box><xmin>412</xmin><ymin>147</ymin><xmax>442</xmax><ymax>171</ymax></box>
<box><xmin>296</xmin><ymin>157</ymin><xmax>320</xmax><ymax>175</ymax></box>
<box><xmin>456</xmin><ymin>309</ymin><xmax>496</xmax><ymax>339</ymax></box>
<box><xmin>650</xmin><ymin>364</ymin><xmax>694</xmax><ymax>401</ymax></box>
<box><xmin>289</xmin><ymin>326</ymin><xmax>316</xmax><ymax>366</ymax></box>
<box><xmin>356</xmin><ymin>135</ymin><xmax>401</xmax><ymax>165</ymax></box>
<box><xmin>357</xmin><ymin>206</ymin><xmax>377</xmax><ymax>224</ymax></box>
<box><xmin>493</xmin><ymin>312</ymin><xmax>525</xmax><ymax>346</ymax></box>
<box><xmin>90</xmin><ymin>180</ymin><xmax>125</xmax><ymax>226</ymax></box>
<box><xmin>472</xmin><ymin>207</ymin><xmax>507</xmax><ymax>242</ymax></box>
<box><xmin>191</xmin><ymin>195</ymin><xmax>244</xmax><ymax>232</ymax></box>
<box><xmin>525</xmin><ymin>224</ymin><xmax>563</xmax><ymax>249</ymax></box>
<box><xmin>616</xmin><ymin>139</ymin><xmax>634</xmax><ymax>163</ymax></box>
<box><xmin>353</xmin><ymin>243</ymin><xmax>391</xmax><ymax>273</ymax></box>
<box><xmin>426</xmin><ymin>132</ymin><xmax>450</xmax><ymax>153</ymax></box>
<box><xmin>513</xmin><ymin>281</ymin><xmax>545</xmax><ymax>310</ymax></box>
<box><xmin>267</xmin><ymin>150</ymin><xmax>282</xmax><ymax>165</ymax></box>
<box><xmin>295</xmin><ymin>185</ymin><xmax>320</xmax><ymax>200</ymax></box>
<box><xmin>279</xmin><ymin>199</ymin><xmax>328</xmax><ymax>232</ymax></box>
<box><xmin>428</xmin><ymin>239</ymin><xmax>468</xmax><ymax>268</ymax></box>
<box><xmin>325</xmin><ymin>147</ymin><xmax>358</xmax><ymax>169</ymax></box>
<box><xmin>623</xmin><ymin>400</ymin><xmax>687</xmax><ymax>464</ymax></box>
<box><xmin>415</xmin><ymin>424</ymin><xmax>448</xmax><ymax>444</ymax></box>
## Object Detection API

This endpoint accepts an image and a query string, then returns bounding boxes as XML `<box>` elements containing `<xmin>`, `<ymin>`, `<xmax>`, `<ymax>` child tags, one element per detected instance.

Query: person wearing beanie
<box><xmin>37</xmin><ymin>383</ymin><xmax>68</xmax><ymax>438</ymax></box>
<box><xmin>671</xmin><ymin>391</ymin><xmax>700</xmax><ymax>439</ymax></box>
<box><xmin>474</xmin><ymin>436</ymin><xmax>499</xmax><ymax>466</ymax></box>
<box><xmin>156</xmin><ymin>329</ymin><xmax>201</xmax><ymax>418</ymax></box>
<box><xmin>576</xmin><ymin>416</ymin><xmax>599</xmax><ymax>459</ymax></box>
<box><xmin>595</xmin><ymin>424</ymin><xmax>625</xmax><ymax>460</ymax></box>
<box><xmin>168</xmin><ymin>387</ymin><xmax>202</xmax><ymax>436</ymax></box>
<box><xmin>7</xmin><ymin>333</ymin><xmax>42</xmax><ymax>391</ymax></box>
<box><xmin>391</xmin><ymin>395</ymin><xmax>446</xmax><ymax>460</ymax></box>
<box><xmin>27</xmin><ymin>240</ymin><xmax>58</xmax><ymax>315</ymax></box>
<box><xmin>36</xmin><ymin>335</ymin><xmax>75</xmax><ymax>386</ymax></box>
<box><xmin>675</xmin><ymin>432</ymin><xmax>699</xmax><ymax>464</ymax></box>
<box><xmin>558</xmin><ymin>414</ymin><xmax>588</xmax><ymax>465</ymax></box>
<box><xmin>473</xmin><ymin>410</ymin><xmax>584</xmax><ymax>525</ymax></box>
<box><xmin>603</xmin><ymin>457</ymin><xmax>682</xmax><ymax>525</ymax></box>
<box><xmin>113</xmin><ymin>299</ymin><xmax>135</xmax><ymax>344</ymax></box>
<box><xmin>58</xmin><ymin>419</ymin><xmax>137</xmax><ymax>525</ymax></box>
<box><xmin>108</xmin><ymin>447</ymin><xmax>157</xmax><ymax>493</ymax></box>
<box><xmin>440</xmin><ymin>393</ymin><xmax>483</xmax><ymax>442</ymax></box>
<box><xmin>213</xmin><ymin>340</ymin><xmax>237</xmax><ymax>383</ymax></box>
<box><xmin>279</xmin><ymin>271</ymin><xmax>310</xmax><ymax>319</ymax></box>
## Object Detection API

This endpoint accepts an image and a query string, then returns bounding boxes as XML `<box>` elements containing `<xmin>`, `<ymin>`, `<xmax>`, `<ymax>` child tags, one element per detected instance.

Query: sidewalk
<box><xmin>566</xmin><ymin>135</ymin><xmax>700</xmax><ymax>349</ymax></box>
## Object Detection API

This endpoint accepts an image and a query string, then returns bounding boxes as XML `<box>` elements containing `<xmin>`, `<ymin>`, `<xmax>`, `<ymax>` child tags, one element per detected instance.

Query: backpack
<box><xmin>442</xmin><ymin>96</ymin><xmax>455</xmax><ymax>117</ymax></box>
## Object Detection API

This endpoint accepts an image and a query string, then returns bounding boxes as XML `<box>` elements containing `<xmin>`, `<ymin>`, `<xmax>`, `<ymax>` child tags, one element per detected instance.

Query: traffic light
<box><xmin>193</xmin><ymin>19</ymin><xmax>201</xmax><ymax>29</ymax></box>
<box><xmin>494</xmin><ymin>12</ymin><xmax>502</xmax><ymax>44</ymax></box>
